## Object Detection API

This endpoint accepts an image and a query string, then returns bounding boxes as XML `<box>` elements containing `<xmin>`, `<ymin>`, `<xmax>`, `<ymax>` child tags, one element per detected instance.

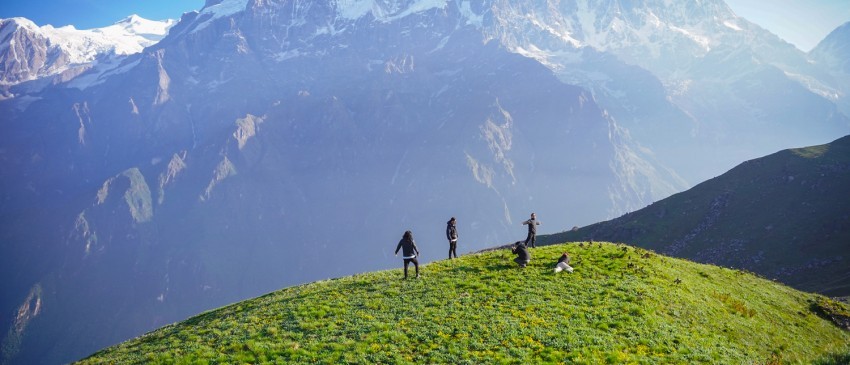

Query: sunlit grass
<box><xmin>78</xmin><ymin>242</ymin><xmax>850</xmax><ymax>364</ymax></box>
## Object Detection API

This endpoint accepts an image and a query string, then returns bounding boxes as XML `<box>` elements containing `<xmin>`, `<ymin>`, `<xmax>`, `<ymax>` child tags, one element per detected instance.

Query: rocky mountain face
<box><xmin>478</xmin><ymin>0</ymin><xmax>848</xmax><ymax>182</ymax></box>
<box><xmin>542</xmin><ymin>135</ymin><xmax>850</xmax><ymax>296</ymax></box>
<box><xmin>0</xmin><ymin>0</ymin><xmax>847</xmax><ymax>364</ymax></box>
<box><xmin>811</xmin><ymin>21</ymin><xmax>850</xmax><ymax>74</ymax></box>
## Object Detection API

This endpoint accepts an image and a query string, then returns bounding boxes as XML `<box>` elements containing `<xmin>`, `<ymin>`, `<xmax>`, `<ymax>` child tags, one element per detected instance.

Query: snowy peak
<box><xmin>179</xmin><ymin>0</ymin><xmax>452</xmax><ymax>35</ymax></box>
<box><xmin>0</xmin><ymin>15</ymin><xmax>175</xmax><ymax>85</ymax></box>
<box><xmin>332</xmin><ymin>0</ymin><xmax>449</xmax><ymax>21</ymax></box>
<box><xmin>477</xmin><ymin>0</ymin><xmax>840</xmax><ymax>116</ymax></box>
<box><xmin>36</xmin><ymin>15</ymin><xmax>176</xmax><ymax>62</ymax></box>
<box><xmin>172</xmin><ymin>0</ymin><xmax>248</xmax><ymax>34</ymax></box>
<box><xmin>485</xmin><ymin>0</ymin><xmax>768</xmax><ymax>75</ymax></box>
<box><xmin>810</xmin><ymin>21</ymin><xmax>850</xmax><ymax>75</ymax></box>
<box><xmin>49</xmin><ymin>16</ymin><xmax>177</xmax><ymax>60</ymax></box>
<box><xmin>0</xmin><ymin>17</ymin><xmax>40</xmax><ymax>33</ymax></box>
<box><xmin>583</xmin><ymin>0</ymin><xmax>738</xmax><ymax>50</ymax></box>
<box><xmin>112</xmin><ymin>14</ymin><xmax>177</xmax><ymax>38</ymax></box>
<box><xmin>199</xmin><ymin>0</ymin><xmax>250</xmax><ymax>21</ymax></box>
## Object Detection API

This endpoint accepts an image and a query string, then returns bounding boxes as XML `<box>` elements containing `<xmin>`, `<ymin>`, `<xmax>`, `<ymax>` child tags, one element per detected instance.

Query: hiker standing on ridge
<box><xmin>446</xmin><ymin>217</ymin><xmax>458</xmax><ymax>259</ymax></box>
<box><xmin>522</xmin><ymin>212</ymin><xmax>541</xmax><ymax>248</ymax></box>
<box><xmin>395</xmin><ymin>230</ymin><xmax>421</xmax><ymax>279</ymax></box>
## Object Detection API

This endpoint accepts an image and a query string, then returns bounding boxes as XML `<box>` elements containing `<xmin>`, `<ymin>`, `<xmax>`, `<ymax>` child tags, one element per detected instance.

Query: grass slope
<box><xmin>541</xmin><ymin>135</ymin><xmax>850</xmax><ymax>296</ymax></box>
<box><xmin>78</xmin><ymin>242</ymin><xmax>849</xmax><ymax>364</ymax></box>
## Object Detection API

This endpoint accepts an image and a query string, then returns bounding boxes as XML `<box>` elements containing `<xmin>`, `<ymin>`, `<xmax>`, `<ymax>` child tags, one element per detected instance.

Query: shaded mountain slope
<box><xmin>542</xmin><ymin>136</ymin><xmax>850</xmax><ymax>296</ymax></box>
<box><xmin>77</xmin><ymin>242</ymin><xmax>849</xmax><ymax>364</ymax></box>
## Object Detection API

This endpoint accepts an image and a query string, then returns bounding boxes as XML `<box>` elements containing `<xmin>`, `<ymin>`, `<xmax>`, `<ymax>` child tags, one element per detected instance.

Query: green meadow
<box><xmin>78</xmin><ymin>242</ymin><xmax>849</xmax><ymax>364</ymax></box>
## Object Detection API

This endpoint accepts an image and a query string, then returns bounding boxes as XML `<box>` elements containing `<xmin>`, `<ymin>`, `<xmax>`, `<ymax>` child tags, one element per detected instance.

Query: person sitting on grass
<box><xmin>394</xmin><ymin>230</ymin><xmax>421</xmax><ymax>279</ymax></box>
<box><xmin>511</xmin><ymin>241</ymin><xmax>530</xmax><ymax>268</ymax></box>
<box><xmin>554</xmin><ymin>252</ymin><xmax>573</xmax><ymax>273</ymax></box>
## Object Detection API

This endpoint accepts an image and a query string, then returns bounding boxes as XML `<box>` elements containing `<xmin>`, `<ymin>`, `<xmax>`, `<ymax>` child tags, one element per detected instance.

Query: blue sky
<box><xmin>0</xmin><ymin>0</ymin><xmax>848</xmax><ymax>52</ymax></box>
<box><xmin>0</xmin><ymin>0</ymin><xmax>204</xmax><ymax>28</ymax></box>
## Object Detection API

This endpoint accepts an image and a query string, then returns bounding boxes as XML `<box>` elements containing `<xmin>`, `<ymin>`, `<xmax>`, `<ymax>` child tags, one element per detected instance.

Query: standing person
<box><xmin>511</xmin><ymin>241</ymin><xmax>531</xmax><ymax>268</ymax></box>
<box><xmin>554</xmin><ymin>252</ymin><xmax>573</xmax><ymax>273</ymax></box>
<box><xmin>522</xmin><ymin>212</ymin><xmax>541</xmax><ymax>248</ymax></box>
<box><xmin>446</xmin><ymin>217</ymin><xmax>458</xmax><ymax>259</ymax></box>
<box><xmin>394</xmin><ymin>230</ymin><xmax>421</xmax><ymax>279</ymax></box>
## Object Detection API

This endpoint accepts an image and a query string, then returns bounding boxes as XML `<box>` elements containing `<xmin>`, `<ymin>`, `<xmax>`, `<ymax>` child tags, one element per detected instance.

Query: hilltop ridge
<box><xmin>542</xmin><ymin>135</ymin><xmax>850</xmax><ymax>296</ymax></box>
<box><xmin>78</xmin><ymin>242</ymin><xmax>849</xmax><ymax>364</ymax></box>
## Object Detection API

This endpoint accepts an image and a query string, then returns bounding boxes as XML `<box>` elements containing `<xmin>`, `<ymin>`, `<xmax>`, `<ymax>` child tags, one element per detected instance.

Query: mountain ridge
<box><xmin>0</xmin><ymin>15</ymin><xmax>175</xmax><ymax>87</ymax></box>
<box><xmin>540</xmin><ymin>135</ymin><xmax>850</xmax><ymax>296</ymax></box>
<box><xmin>810</xmin><ymin>21</ymin><xmax>850</xmax><ymax>116</ymax></box>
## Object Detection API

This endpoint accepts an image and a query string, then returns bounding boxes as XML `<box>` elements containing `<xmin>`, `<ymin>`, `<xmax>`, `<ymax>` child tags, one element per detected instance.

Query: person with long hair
<box><xmin>554</xmin><ymin>252</ymin><xmax>573</xmax><ymax>273</ymax></box>
<box><xmin>446</xmin><ymin>217</ymin><xmax>458</xmax><ymax>259</ymax></box>
<box><xmin>394</xmin><ymin>230</ymin><xmax>421</xmax><ymax>279</ymax></box>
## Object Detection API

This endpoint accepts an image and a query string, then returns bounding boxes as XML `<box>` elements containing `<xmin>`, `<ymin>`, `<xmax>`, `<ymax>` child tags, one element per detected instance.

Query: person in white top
<box><xmin>554</xmin><ymin>252</ymin><xmax>573</xmax><ymax>273</ymax></box>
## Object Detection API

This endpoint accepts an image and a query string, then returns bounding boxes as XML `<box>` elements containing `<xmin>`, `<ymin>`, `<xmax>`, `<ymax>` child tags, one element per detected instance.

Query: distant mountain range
<box><xmin>0</xmin><ymin>15</ymin><xmax>175</xmax><ymax>89</ymax></box>
<box><xmin>541</xmin><ymin>135</ymin><xmax>850</xmax><ymax>296</ymax></box>
<box><xmin>482</xmin><ymin>0</ymin><xmax>849</xmax><ymax>182</ymax></box>
<box><xmin>0</xmin><ymin>0</ymin><xmax>848</xmax><ymax>363</ymax></box>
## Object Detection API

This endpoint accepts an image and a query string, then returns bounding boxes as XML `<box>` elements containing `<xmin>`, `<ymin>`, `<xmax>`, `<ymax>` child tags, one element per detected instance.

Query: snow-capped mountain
<box><xmin>483</xmin><ymin>0</ymin><xmax>804</xmax><ymax>76</ymax></box>
<box><xmin>0</xmin><ymin>15</ymin><xmax>175</xmax><ymax>86</ymax></box>
<box><xmin>0</xmin><ymin>1</ymin><xmax>847</xmax><ymax>364</ymax></box>
<box><xmin>810</xmin><ymin>21</ymin><xmax>850</xmax><ymax>115</ymax></box>
<box><xmin>811</xmin><ymin>21</ymin><xmax>850</xmax><ymax>75</ymax></box>
<box><xmin>476</xmin><ymin>0</ymin><xmax>848</xmax><ymax>181</ymax></box>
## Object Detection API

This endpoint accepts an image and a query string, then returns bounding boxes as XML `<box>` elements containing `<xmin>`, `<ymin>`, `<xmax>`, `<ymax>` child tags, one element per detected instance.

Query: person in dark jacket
<box><xmin>395</xmin><ymin>230</ymin><xmax>421</xmax><ymax>279</ymax></box>
<box><xmin>511</xmin><ymin>241</ymin><xmax>530</xmax><ymax>268</ymax></box>
<box><xmin>446</xmin><ymin>217</ymin><xmax>458</xmax><ymax>259</ymax></box>
<box><xmin>554</xmin><ymin>252</ymin><xmax>573</xmax><ymax>273</ymax></box>
<box><xmin>522</xmin><ymin>212</ymin><xmax>541</xmax><ymax>248</ymax></box>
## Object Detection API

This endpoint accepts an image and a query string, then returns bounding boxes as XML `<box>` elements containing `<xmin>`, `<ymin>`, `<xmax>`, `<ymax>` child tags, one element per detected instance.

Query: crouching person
<box><xmin>554</xmin><ymin>252</ymin><xmax>573</xmax><ymax>273</ymax></box>
<box><xmin>512</xmin><ymin>241</ymin><xmax>530</xmax><ymax>268</ymax></box>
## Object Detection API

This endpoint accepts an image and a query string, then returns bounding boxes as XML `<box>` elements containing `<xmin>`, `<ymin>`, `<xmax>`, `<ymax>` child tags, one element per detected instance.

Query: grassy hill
<box><xmin>78</xmin><ymin>242</ymin><xmax>849</xmax><ymax>364</ymax></box>
<box><xmin>541</xmin><ymin>135</ymin><xmax>850</xmax><ymax>296</ymax></box>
